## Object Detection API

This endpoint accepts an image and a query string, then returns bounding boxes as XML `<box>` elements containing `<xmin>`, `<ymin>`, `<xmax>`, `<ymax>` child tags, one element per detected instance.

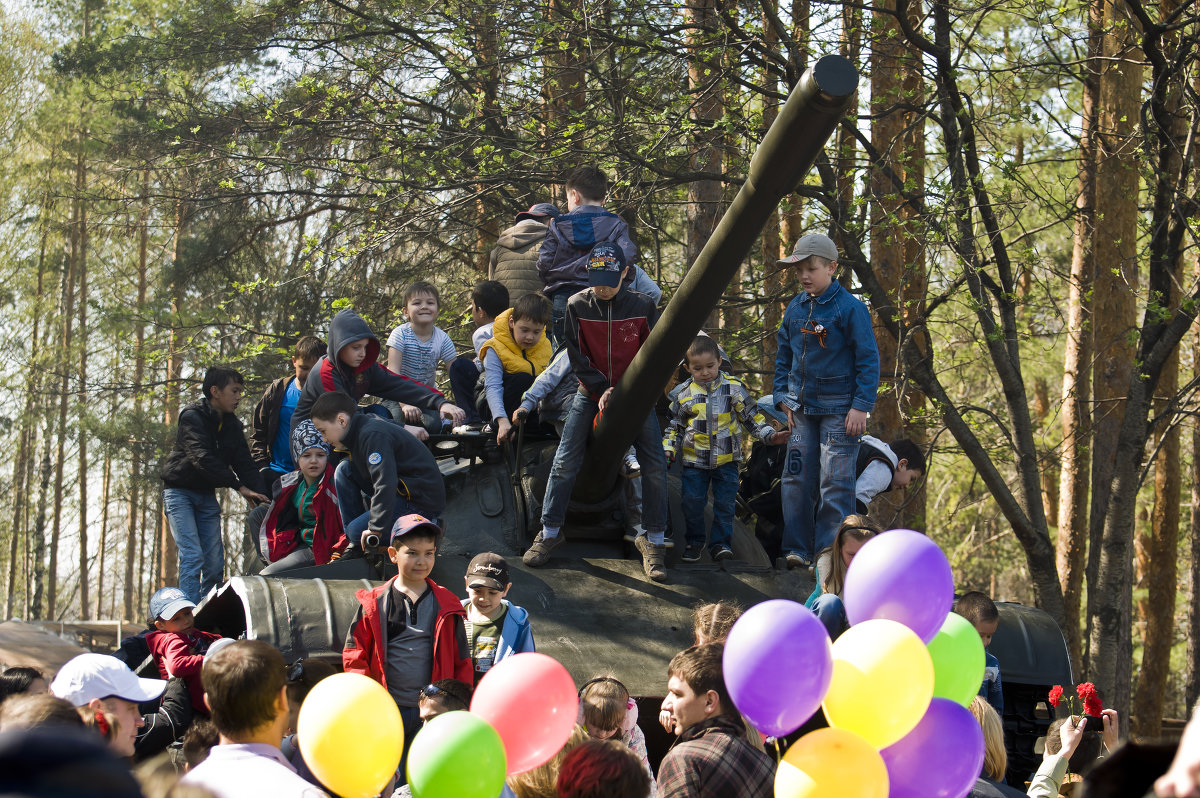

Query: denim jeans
<box><xmin>334</xmin><ymin>459</ymin><xmax>423</xmax><ymax>548</ymax></box>
<box><xmin>780</xmin><ymin>412</ymin><xmax>859</xmax><ymax>560</ymax></box>
<box><xmin>680</xmin><ymin>463</ymin><xmax>740</xmax><ymax>552</ymax></box>
<box><xmin>448</xmin><ymin>356</ymin><xmax>482</xmax><ymax>423</ymax></box>
<box><xmin>549</xmin><ymin>289</ymin><xmax>574</xmax><ymax>348</ymax></box>
<box><xmin>542</xmin><ymin>392</ymin><xmax>667</xmax><ymax>535</ymax></box>
<box><xmin>811</xmin><ymin>592</ymin><xmax>849</xmax><ymax>640</ymax></box>
<box><xmin>163</xmin><ymin>487</ymin><xmax>223</xmax><ymax>604</ymax></box>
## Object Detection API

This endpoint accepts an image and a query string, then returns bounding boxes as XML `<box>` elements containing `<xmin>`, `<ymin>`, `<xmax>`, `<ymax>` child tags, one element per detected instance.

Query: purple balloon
<box><xmin>881</xmin><ymin>698</ymin><xmax>984</xmax><ymax>798</ymax></box>
<box><xmin>843</xmin><ymin>528</ymin><xmax>954</xmax><ymax>643</ymax></box>
<box><xmin>722</xmin><ymin>599</ymin><xmax>833</xmax><ymax>737</ymax></box>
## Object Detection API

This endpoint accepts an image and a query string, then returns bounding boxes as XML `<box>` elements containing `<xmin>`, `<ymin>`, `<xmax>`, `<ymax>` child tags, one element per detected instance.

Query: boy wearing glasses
<box><xmin>772</xmin><ymin>234</ymin><xmax>880</xmax><ymax>572</ymax></box>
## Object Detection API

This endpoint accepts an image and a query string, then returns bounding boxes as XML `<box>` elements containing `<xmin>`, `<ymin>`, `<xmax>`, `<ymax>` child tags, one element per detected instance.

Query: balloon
<box><xmin>470</xmin><ymin>652</ymin><xmax>578</xmax><ymax>774</ymax></box>
<box><xmin>775</xmin><ymin>727</ymin><xmax>889</xmax><ymax>798</ymax></box>
<box><xmin>406</xmin><ymin>711</ymin><xmax>506</xmax><ymax>798</ymax></box>
<box><xmin>823</xmin><ymin>619</ymin><xmax>934</xmax><ymax>749</ymax></box>
<box><xmin>722</xmin><ymin>599</ymin><xmax>834</xmax><ymax>737</ymax></box>
<box><xmin>297</xmin><ymin>672</ymin><xmax>404</xmax><ymax>798</ymax></box>
<box><xmin>843</xmin><ymin>528</ymin><xmax>954</xmax><ymax>643</ymax></box>
<box><xmin>881</xmin><ymin>698</ymin><xmax>984</xmax><ymax>798</ymax></box>
<box><xmin>926</xmin><ymin>613</ymin><xmax>986</xmax><ymax>707</ymax></box>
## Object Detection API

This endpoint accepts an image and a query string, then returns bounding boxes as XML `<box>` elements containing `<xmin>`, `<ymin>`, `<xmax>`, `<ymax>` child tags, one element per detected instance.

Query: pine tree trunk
<box><xmin>75</xmin><ymin>146</ymin><xmax>90</xmax><ymax>620</ymax></box>
<box><xmin>160</xmin><ymin>199</ymin><xmax>189</xmax><ymax>589</ymax></box>
<box><xmin>95</xmin><ymin>436</ymin><xmax>112</xmax><ymax>618</ymax></box>
<box><xmin>125</xmin><ymin>169</ymin><xmax>150</xmax><ymax>620</ymax></box>
<box><xmin>686</xmin><ymin>0</ymin><xmax>724</xmax><ymax>330</ymax></box>
<box><xmin>759</xmin><ymin>0</ymin><xmax>781</xmax><ymax>376</ymax></box>
<box><xmin>30</xmin><ymin>438</ymin><xmax>53</xmax><ymax>619</ymax></box>
<box><xmin>48</xmin><ymin>210</ymin><xmax>80</xmax><ymax>620</ymax></box>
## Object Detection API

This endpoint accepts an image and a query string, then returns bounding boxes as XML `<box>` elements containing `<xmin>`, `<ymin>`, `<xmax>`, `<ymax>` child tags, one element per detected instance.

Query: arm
<box><xmin>857</xmin><ymin>461</ymin><xmax>894</xmax><ymax>507</ymax></box>
<box><xmin>229</xmin><ymin>424</ymin><xmax>269</xmax><ymax>498</ymax></box>
<box><xmin>516</xmin><ymin>351</ymin><xmax>568</xmax><ymax>418</ymax></box>
<box><xmin>158</xmin><ymin>634</ymin><xmax>206</xmax><ymax>678</ymax></box>
<box><xmin>615</xmin><ymin>219</ymin><xmax>639</xmax><ymax>273</ymax></box>
<box><xmin>662</xmin><ymin>395</ymin><xmax>686</xmax><ymax>464</ymax></box>
<box><xmin>342</xmin><ymin>605</ymin><xmax>373</xmax><ymax>678</ymax></box>
<box><xmin>630</xmin><ymin>266</ymin><xmax>662</xmax><ymax>305</ymax></box>
<box><xmin>134</xmin><ymin>677</ymin><xmax>193</xmax><ymax>761</ymax></box>
<box><xmin>365</xmin><ymin>363</ymin><xmax>447</xmax><ymax>413</ymax></box>
<box><xmin>453</xmin><ymin>616</ymin><xmax>473</xmax><ymax>683</ymax></box>
<box><xmin>436</xmin><ymin>331</ymin><xmax>458</xmax><ymax>374</ymax></box>
<box><xmin>387</xmin><ymin>345</ymin><xmax>403</xmax><ymax>375</ymax></box>
<box><xmin>365</xmin><ymin>443</ymin><xmax>401</xmax><ymax>539</ymax></box>
<box><xmin>1026</xmin><ymin>754</ymin><xmax>1070</xmax><ymax>798</ymax></box>
<box><xmin>1157</xmin><ymin>701</ymin><xmax>1200</xmax><ymax>797</ymax></box>
<box><xmin>482</xmin><ymin>350</ymin><xmax>508</xmax><ymax>422</ymax></box>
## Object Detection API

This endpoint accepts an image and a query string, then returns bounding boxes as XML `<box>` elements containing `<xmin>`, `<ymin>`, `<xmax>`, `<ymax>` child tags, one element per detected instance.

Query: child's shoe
<box><xmin>681</xmin><ymin>544</ymin><xmax>702</xmax><ymax>563</ymax></box>
<box><xmin>785</xmin><ymin>552</ymin><xmax>812</xmax><ymax>570</ymax></box>
<box><xmin>711</xmin><ymin>545</ymin><xmax>733</xmax><ymax>562</ymax></box>
<box><xmin>634</xmin><ymin>535</ymin><xmax>667</xmax><ymax>582</ymax></box>
<box><xmin>622</xmin><ymin>451</ymin><xmax>641</xmax><ymax>478</ymax></box>
<box><xmin>522</xmin><ymin>531</ymin><xmax>564</xmax><ymax>567</ymax></box>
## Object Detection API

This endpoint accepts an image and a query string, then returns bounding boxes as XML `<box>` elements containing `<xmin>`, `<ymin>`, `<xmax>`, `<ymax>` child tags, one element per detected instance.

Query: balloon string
<box><xmin>772</xmin><ymin>736</ymin><xmax>782</xmax><ymax>765</ymax></box>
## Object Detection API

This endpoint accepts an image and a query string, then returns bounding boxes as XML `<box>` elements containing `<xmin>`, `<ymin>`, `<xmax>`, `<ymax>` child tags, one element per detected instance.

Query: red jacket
<box><xmin>261</xmin><ymin>467</ymin><xmax>347</xmax><ymax>565</ymax></box>
<box><xmin>342</xmin><ymin>577</ymin><xmax>472</xmax><ymax>690</ymax></box>
<box><xmin>146</xmin><ymin>628</ymin><xmax>222</xmax><ymax>712</ymax></box>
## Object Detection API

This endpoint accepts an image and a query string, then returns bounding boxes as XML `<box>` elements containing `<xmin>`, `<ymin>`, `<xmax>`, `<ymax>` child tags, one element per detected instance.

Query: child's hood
<box><xmin>327</xmin><ymin>309</ymin><xmax>381</xmax><ymax>374</ymax></box>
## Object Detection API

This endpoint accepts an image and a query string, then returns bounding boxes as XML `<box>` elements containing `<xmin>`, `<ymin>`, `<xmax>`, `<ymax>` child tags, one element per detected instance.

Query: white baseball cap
<box><xmin>50</xmin><ymin>653</ymin><xmax>166</xmax><ymax>707</ymax></box>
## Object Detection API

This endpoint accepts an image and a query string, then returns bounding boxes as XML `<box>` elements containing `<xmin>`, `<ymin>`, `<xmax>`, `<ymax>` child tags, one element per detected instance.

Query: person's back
<box><xmin>491</xmin><ymin>203</ymin><xmax>560</xmax><ymax>303</ymax></box>
<box><xmin>855</xmin><ymin>436</ymin><xmax>924</xmax><ymax>513</ymax></box>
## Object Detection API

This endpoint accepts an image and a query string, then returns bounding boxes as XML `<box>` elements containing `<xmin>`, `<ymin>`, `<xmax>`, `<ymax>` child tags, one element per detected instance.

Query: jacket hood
<box><xmin>328</xmin><ymin>309</ymin><xmax>380</xmax><ymax>375</ymax></box>
<box><xmin>497</xmin><ymin>219</ymin><xmax>550</xmax><ymax>250</ymax></box>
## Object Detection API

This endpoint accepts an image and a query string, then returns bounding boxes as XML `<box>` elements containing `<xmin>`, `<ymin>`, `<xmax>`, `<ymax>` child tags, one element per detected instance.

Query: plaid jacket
<box><xmin>663</xmin><ymin>373</ymin><xmax>776</xmax><ymax>468</ymax></box>
<box><xmin>657</xmin><ymin>715</ymin><xmax>774</xmax><ymax>798</ymax></box>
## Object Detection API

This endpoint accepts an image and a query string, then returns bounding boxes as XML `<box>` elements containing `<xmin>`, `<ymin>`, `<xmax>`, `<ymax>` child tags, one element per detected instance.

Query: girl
<box><xmin>805</xmin><ymin>515</ymin><xmax>882</xmax><ymax>639</ymax></box>
<box><xmin>260</xmin><ymin>423</ymin><xmax>347</xmax><ymax>574</ymax></box>
<box><xmin>578</xmin><ymin>676</ymin><xmax>655</xmax><ymax>794</ymax></box>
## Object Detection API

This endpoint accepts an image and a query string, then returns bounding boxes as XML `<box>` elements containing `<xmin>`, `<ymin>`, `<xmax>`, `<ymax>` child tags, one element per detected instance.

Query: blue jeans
<box><xmin>542</xmin><ymin>392</ymin><xmax>667</xmax><ymax>535</ymax></box>
<box><xmin>549</xmin><ymin>289</ymin><xmax>575</xmax><ymax>348</ymax></box>
<box><xmin>449</xmin><ymin>356</ymin><xmax>482</xmax><ymax>423</ymax></box>
<box><xmin>780</xmin><ymin>412</ymin><xmax>859</xmax><ymax>560</ymax></box>
<box><xmin>163</xmin><ymin>488</ymin><xmax>223</xmax><ymax>603</ymax></box>
<box><xmin>811</xmin><ymin>592</ymin><xmax>849</xmax><ymax>640</ymax></box>
<box><xmin>680</xmin><ymin>463</ymin><xmax>739</xmax><ymax>552</ymax></box>
<box><xmin>334</xmin><ymin>460</ymin><xmax>423</xmax><ymax>548</ymax></box>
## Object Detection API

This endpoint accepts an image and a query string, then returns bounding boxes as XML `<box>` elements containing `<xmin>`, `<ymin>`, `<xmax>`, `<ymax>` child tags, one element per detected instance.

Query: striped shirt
<box><xmin>386</xmin><ymin>323</ymin><xmax>457</xmax><ymax>387</ymax></box>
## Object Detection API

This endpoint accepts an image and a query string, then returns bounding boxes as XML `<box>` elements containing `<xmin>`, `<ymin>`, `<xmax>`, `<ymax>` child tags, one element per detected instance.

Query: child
<box><xmin>162</xmin><ymin>365</ymin><xmax>270</xmax><ymax>603</ymax></box>
<box><xmin>692</xmin><ymin>601</ymin><xmax>742</xmax><ymax>646</ymax></box>
<box><xmin>578</xmin><ymin>676</ymin><xmax>655</xmax><ymax>791</ymax></box>
<box><xmin>258</xmin><ymin>423</ymin><xmax>347</xmax><ymax>574</ymax></box>
<box><xmin>343</xmin><ymin>514</ymin><xmax>471</xmax><ymax>773</ymax></box>
<box><xmin>522</xmin><ymin>242</ymin><xmax>670</xmax><ymax>583</ymax></box>
<box><xmin>804</xmin><ymin>515</ymin><xmax>882</xmax><ymax>640</ymax></box>
<box><xmin>290</xmin><ymin>307</ymin><xmax>464</xmax><ymax>434</ymax></box>
<box><xmin>772</xmin><ymin>233</ymin><xmax>880</xmax><ymax>570</ymax></box>
<box><xmin>955</xmin><ymin>590</ymin><xmax>1004</xmax><ymax>715</ymax></box>
<box><xmin>387</xmin><ymin>282</ymin><xmax>461</xmax><ymax>432</ymax></box>
<box><xmin>418</xmin><ymin>678</ymin><xmax>471</xmax><ymax>723</ymax></box>
<box><xmin>855</xmin><ymin>436</ymin><xmax>925</xmax><ymax>513</ymax></box>
<box><xmin>461</xmin><ymin>552</ymin><xmax>536</xmax><ymax>685</ymax></box>
<box><xmin>144</xmin><ymin>587</ymin><xmax>222</xmax><ymax>715</ymax></box>
<box><xmin>250</xmin><ymin>335</ymin><xmax>327</xmax><ymax>483</ymax></box>
<box><xmin>490</xmin><ymin>202</ymin><xmax>561</xmax><ymax>303</ymax></box>
<box><xmin>479</xmin><ymin>293</ymin><xmax>553</xmax><ymax>442</ymax></box>
<box><xmin>309</xmin><ymin>391</ymin><xmax>445</xmax><ymax>557</ymax></box>
<box><xmin>537</xmin><ymin>165</ymin><xmax>640</xmax><ymax>344</ymax></box>
<box><xmin>663</xmin><ymin>335</ymin><xmax>788</xmax><ymax>563</ymax></box>
<box><xmin>449</xmin><ymin>280</ymin><xmax>510</xmax><ymax>426</ymax></box>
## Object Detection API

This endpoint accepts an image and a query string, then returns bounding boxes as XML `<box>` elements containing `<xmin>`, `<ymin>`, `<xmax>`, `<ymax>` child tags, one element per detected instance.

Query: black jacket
<box><xmin>161</xmin><ymin>398</ymin><xmax>266</xmax><ymax>493</ymax></box>
<box><xmin>250</xmin><ymin>374</ymin><xmax>292</xmax><ymax>468</ymax></box>
<box><xmin>342</xmin><ymin>413</ymin><xmax>445</xmax><ymax>533</ymax></box>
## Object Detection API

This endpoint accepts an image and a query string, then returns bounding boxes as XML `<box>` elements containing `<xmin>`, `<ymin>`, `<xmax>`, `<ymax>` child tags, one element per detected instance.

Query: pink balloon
<box><xmin>470</xmin><ymin>652</ymin><xmax>579</xmax><ymax>774</ymax></box>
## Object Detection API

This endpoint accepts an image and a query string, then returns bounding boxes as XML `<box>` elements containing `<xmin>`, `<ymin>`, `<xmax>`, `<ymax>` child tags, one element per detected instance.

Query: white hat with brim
<box><xmin>50</xmin><ymin>653</ymin><xmax>166</xmax><ymax>707</ymax></box>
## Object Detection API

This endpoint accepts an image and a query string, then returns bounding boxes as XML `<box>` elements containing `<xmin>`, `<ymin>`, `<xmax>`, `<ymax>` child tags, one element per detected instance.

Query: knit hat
<box><xmin>291</xmin><ymin>419</ymin><xmax>331</xmax><ymax>463</ymax></box>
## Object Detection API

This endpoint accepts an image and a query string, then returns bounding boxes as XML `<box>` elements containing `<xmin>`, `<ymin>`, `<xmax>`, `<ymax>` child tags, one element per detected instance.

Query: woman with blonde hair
<box><xmin>965</xmin><ymin>696</ymin><xmax>1025</xmax><ymax>797</ymax></box>
<box><xmin>804</xmin><ymin>515</ymin><xmax>882</xmax><ymax>639</ymax></box>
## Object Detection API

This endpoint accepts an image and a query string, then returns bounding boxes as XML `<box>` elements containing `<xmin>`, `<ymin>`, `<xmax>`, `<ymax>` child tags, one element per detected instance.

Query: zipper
<box><xmin>706</xmin><ymin>380</ymin><xmax>715</xmax><ymax>469</ymax></box>
<box><xmin>606</xmin><ymin>299</ymin><xmax>613</xmax><ymax>388</ymax></box>
<box><xmin>522</xmin><ymin>348</ymin><xmax>535</xmax><ymax>374</ymax></box>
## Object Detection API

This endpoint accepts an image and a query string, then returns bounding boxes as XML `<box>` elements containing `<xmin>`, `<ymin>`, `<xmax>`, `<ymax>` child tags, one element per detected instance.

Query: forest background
<box><xmin>0</xmin><ymin>0</ymin><xmax>1196</xmax><ymax>739</ymax></box>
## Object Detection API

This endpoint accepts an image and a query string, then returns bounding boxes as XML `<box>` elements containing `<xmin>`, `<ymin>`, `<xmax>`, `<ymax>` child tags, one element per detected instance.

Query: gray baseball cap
<box><xmin>778</xmin><ymin>233</ymin><xmax>839</xmax><ymax>264</ymax></box>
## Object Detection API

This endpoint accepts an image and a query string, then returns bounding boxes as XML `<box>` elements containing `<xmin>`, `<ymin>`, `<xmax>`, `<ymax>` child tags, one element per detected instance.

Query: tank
<box><xmin>196</xmin><ymin>54</ymin><xmax>861</xmax><ymax>700</ymax></box>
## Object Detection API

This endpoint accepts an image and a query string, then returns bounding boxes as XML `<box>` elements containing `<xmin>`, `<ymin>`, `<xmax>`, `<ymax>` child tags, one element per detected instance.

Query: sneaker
<box><xmin>785</xmin><ymin>552</ymin><xmax>812</xmax><ymax>570</ymax></box>
<box><xmin>711</xmin><ymin>545</ymin><xmax>733</xmax><ymax>562</ymax></box>
<box><xmin>522</xmin><ymin>531</ymin><xmax>564</xmax><ymax>567</ymax></box>
<box><xmin>681</xmin><ymin>544</ymin><xmax>702</xmax><ymax>563</ymax></box>
<box><xmin>622</xmin><ymin>452</ymin><xmax>641</xmax><ymax>478</ymax></box>
<box><xmin>340</xmin><ymin>546</ymin><xmax>365</xmax><ymax>561</ymax></box>
<box><xmin>623</xmin><ymin>529</ymin><xmax>674</xmax><ymax>548</ymax></box>
<box><xmin>634</xmin><ymin>535</ymin><xmax>667</xmax><ymax>582</ymax></box>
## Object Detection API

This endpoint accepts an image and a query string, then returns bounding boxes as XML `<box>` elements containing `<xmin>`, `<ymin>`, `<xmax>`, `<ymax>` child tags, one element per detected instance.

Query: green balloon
<box><xmin>926</xmin><ymin>613</ymin><xmax>986</xmax><ymax>707</ymax></box>
<box><xmin>407</xmin><ymin>711</ymin><xmax>507</xmax><ymax>798</ymax></box>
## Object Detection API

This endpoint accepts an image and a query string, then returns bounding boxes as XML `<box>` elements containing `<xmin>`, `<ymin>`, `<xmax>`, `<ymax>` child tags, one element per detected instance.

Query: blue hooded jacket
<box><xmin>461</xmin><ymin>598</ymin><xmax>536</xmax><ymax>664</ymax></box>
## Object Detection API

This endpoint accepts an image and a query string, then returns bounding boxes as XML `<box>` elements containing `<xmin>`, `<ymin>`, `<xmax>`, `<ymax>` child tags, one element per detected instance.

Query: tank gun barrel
<box><xmin>575</xmin><ymin>54</ymin><xmax>860</xmax><ymax>502</ymax></box>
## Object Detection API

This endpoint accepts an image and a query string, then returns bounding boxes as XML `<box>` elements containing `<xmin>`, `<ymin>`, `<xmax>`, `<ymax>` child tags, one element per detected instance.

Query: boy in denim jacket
<box><xmin>772</xmin><ymin>234</ymin><xmax>880</xmax><ymax>570</ymax></box>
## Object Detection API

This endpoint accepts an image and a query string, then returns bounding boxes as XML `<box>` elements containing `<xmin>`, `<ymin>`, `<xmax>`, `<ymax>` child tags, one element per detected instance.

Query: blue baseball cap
<box><xmin>149</xmin><ymin>586</ymin><xmax>195</xmax><ymax>621</ymax></box>
<box><xmin>587</xmin><ymin>242</ymin><xmax>627</xmax><ymax>288</ymax></box>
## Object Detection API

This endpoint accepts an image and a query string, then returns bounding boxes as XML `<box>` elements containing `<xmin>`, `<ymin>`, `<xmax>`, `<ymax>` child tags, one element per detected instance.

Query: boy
<box><xmin>162</xmin><ymin>365</ymin><xmax>270</xmax><ymax>603</ymax></box>
<box><xmin>664</xmin><ymin>335</ymin><xmax>788</xmax><ymax>563</ymax></box>
<box><xmin>522</xmin><ymin>242</ymin><xmax>670</xmax><ymax>583</ymax></box>
<box><xmin>537</xmin><ymin>165</ymin><xmax>639</xmax><ymax>344</ymax></box>
<box><xmin>387</xmin><ymin>282</ymin><xmax>460</xmax><ymax>432</ymax></box>
<box><xmin>772</xmin><ymin>233</ymin><xmax>880</xmax><ymax>570</ymax></box>
<box><xmin>144</xmin><ymin>586</ymin><xmax>223</xmax><ymax>714</ymax></box>
<box><xmin>479</xmin><ymin>292</ymin><xmax>553</xmax><ymax>442</ymax></box>
<box><xmin>310</xmin><ymin>391</ymin><xmax>444</xmax><ymax>558</ymax></box>
<box><xmin>461</xmin><ymin>552</ymin><xmax>535</xmax><ymax>684</ymax></box>
<box><xmin>855</xmin><ymin>436</ymin><xmax>925</xmax><ymax>513</ymax></box>
<box><xmin>490</xmin><ymin>202</ymin><xmax>560</xmax><ymax>303</ymax></box>
<box><xmin>250</xmin><ymin>336</ymin><xmax>327</xmax><ymax>484</ymax></box>
<box><xmin>449</xmin><ymin>280</ymin><xmax>510</xmax><ymax>426</ymax></box>
<box><xmin>343</xmin><ymin>514</ymin><xmax>471</xmax><ymax>771</ymax></box>
<box><xmin>290</xmin><ymin>308</ymin><xmax>464</xmax><ymax>434</ymax></box>
<box><xmin>955</xmin><ymin>590</ymin><xmax>1004</xmax><ymax>715</ymax></box>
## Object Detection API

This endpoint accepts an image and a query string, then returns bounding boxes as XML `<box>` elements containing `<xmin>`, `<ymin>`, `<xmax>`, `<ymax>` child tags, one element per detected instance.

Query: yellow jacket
<box><xmin>478</xmin><ymin>308</ymin><xmax>552</xmax><ymax>376</ymax></box>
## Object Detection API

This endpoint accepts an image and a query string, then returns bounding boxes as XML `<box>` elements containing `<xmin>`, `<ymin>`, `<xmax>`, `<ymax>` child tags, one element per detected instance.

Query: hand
<box><xmin>665</xmin><ymin>452</ymin><xmax>675</xmax><ymax>466</ymax></box>
<box><xmin>496</xmin><ymin>417</ymin><xmax>513</xmax><ymax>442</ymax></box>
<box><xmin>766</xmin><ymin>430</ymin><xmax>788</xmax><ymax>446</ymax></box>
<box><xmin>1100</xmin><ymin>708</ymin><xmax>1119</xmax><ymax>752</ymax></box>
<box><xmin>440</xmin><ymin>403</ymin><xmax>467</xmax><ymax>425</ymax></box>
<box><xmin>237</xmin><ymin>485</ymin><xmax>269</xmax><ymax>504</ymax></box>
<box><xmin>845</xmin><ymin>408</ymin><xmax>867</xmax><ymax>436</ymax></box>
<box><xmin>403</xmin><ymin>424</ymin><xmax>429</xmax><ymax>442</ymax></box>
<box><xmin>659</xmin><ymin>709</ymin><xmax>674</xmax><ymax>734</ymax></box>
<box><xmin>1055</xmin><ymin>715</ymin><xmax>1087</xmax><ymax>759</ymax></box>
<box><xmin>598</xmin><ymin>387</ymin><xmax>614</xmax><ymax>414</ymax></box>
<box><xmin>329</xmin><ymin>550</ymin><xmax>342</xmax><ymax>561</ymax></box>
<box><xmin>512</xmin><ymin>408</ymin><xmax>528</xmax><ymax>426</ymax></box>
<box><xmin>1157</xmin><ymin>707</ymin><xmax>1200</xmax><ymax>797</ymax></box>
<box><xmin>784</xmin><ymin>406</ymin><xmax>795</xmax><ymax>431</ymax></box>
<box><xmin>400</xmin><ymin>403</ymin><xmax>421</xmax><ymax>423</ymax></box>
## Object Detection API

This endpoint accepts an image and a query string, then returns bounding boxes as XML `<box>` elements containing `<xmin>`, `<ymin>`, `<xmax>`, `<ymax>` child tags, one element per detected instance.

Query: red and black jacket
<box><xmin>564</xmin><ymin>285</ymin><xmax>657</xmax><ymax>400</ymax></box>
<box><xmin>260</xmin><ymin>466</ymin><xmax>347</xmax><ymax>565</ymax></box>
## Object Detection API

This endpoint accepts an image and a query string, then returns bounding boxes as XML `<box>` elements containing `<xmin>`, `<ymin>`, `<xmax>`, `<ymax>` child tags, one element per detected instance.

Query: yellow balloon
<box><xmin>775</xmin><ymin>727</ymin><xmax>888</xmax><ymax>798</ymax></box>
<box><xmin>822</xmin><ymin>618</ymin><xmax>934</xmax><ymax>749</ymax></box>
<box><xmin>298</xmin><ymin>672</ymin><xmax>404</xmax><ymax>798</ymax></box>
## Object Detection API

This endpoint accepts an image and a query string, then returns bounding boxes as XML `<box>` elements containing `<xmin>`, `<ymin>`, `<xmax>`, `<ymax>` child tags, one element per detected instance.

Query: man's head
<box><xmin>684</xmin><ymin>335</ymin><xmax>722</xmax><ymax>385</ymax></box>
<box><xmin>292</xmin><ymin>336</ymin><xmax>327</xmax><ymax>387</ymax></box>
<box><xmin>565</xmin><ymin>165</ymin><xmax>607</xmax><ymax>210</ymax></box>
<box><xmin>201</xmin><ymin>640</ymin><xmax>287</xmax><ymax>741</ymax></box>
<box><xmin>50</xmin><ymin>654</ymin><xmax>165</xmax><ymax>757</ymax></box>
<box><xmin>514</xmin><ymin>202</ymin><xmax>561</xmax><ymax>225</ymax></box>
<box><xmin>955</xmin><ymin>591</ymin><xmax>1000</xmax><ymax>647</ymax></box>
<box><xmin>310</xmin><ymin>391</ymin><xmax>357</xmax><ymax>448</ymax></box>
<box><xmin>661</xmin><ymin>643</ymin><xmax>731</xmax><ymax>735</ymax></box>
<box><xmin>203</xmin><ymin>366</ymin><xmax>244</xmax><ymax>414</ymax></box>
<box><xmin>888</xmin><ymin>439</ymin><xmax>926</xmax><ymax>491</ymax></box>
<box><xmin>509</xmin><ymin>293</ymin><xmax>551</xmax><ymax>350</ymax></box>
<box><xmin>388</xmin><ymin>514</ymin><xmax>442</xmax><ymax>583</ymax></box>
<box><xmin>556</xmin><ymin>739</ymin><xmax>650</xmax><ymax>798</ymax></box>
<box><xmin>587</xmin><ymin>242</ymin><xmax>628</xmax><ymax>302</ymax></box>
<box><xmin>779</xmin><ymin>234</ymin><xmax>839</xmax><ymax>298</ymax></box>
<box><xmin>464</xmin><ymin>552</ymin><xmax>512</xmax><ymax>617</ymax></box>
<box><xmin>417</xmin><ymin>679</ymin><xmax>471</xmax><ymax>724</ymax></box>
<box><xmin>149</xmin><ymin>587</ymin><xmax>196</xmax><ymax>634</ymax></box>
<box><xmin>472</xmin><ymin>281</ymin><xmax>510</xmax><ymax>324</ymax></box>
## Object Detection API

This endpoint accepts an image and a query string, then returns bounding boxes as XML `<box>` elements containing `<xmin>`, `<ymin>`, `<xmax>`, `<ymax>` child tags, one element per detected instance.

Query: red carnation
<box><xmin>1076</xmin><ymin>682</ymin><xmax>1097</xmax><ymax>701</ymax></box>
<box><xmin>1048</xmin><ymin>685</ymin><xmax>1063</xmax><ymax>707</ymax></box>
